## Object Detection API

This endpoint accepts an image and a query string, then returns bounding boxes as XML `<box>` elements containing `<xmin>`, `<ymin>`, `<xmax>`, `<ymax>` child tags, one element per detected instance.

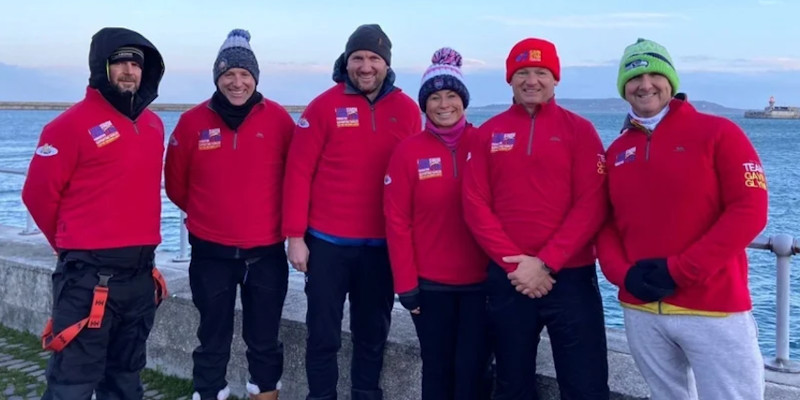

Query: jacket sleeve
<box><xmin>667</xmin><ymin>120</ymin><xmax>769</xmax><ymax>287</ymax></box>
<box><xmin>282</xmin><ymin>103</ymin><xmax>326</xmax><ymax>238</ymax></box>
<box><xmin>462</xmin><ymin>126</ymin><xmax>524</xmax><ymax>273</ymax></box>
<box><xmin>164</xmin><ymin>115</ymin><xmax>193</xmax><ymax>212</ymax></box>
<box><xmin>279</xmin><ymin>109</ymin><xmax>295</xmax><ymax>162</ymax></box>
<box><xmin>383</xmin><ymin>144</ymin><xmax>419</xmax><ymax>294</ymax></box>
<box><xmin>21</xmin><ymin>123</ymin><xmax>80</xmax><ymax>250</ymax></box>
<box><xmin>595</xmin><ymin>218</ymin><xmax>632</xmax><ymax>287</ymax></box>
<box><xmin>537</xmin><ymin>119</ymin><xmax>608</xmax><ymax>271</ymax></box>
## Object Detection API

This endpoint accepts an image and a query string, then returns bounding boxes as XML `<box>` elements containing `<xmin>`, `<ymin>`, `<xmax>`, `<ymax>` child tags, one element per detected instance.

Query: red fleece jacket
<box><xmin>462</xmin><ymin>100</ymin><xmax>607</xmax><ymax>273</ymax></box>
<box><xmin>596</xmin><ymin>97</ymin><xmax>768</xmax><ymax>312</ymax></box>
<box><xmin>384</xmin><ymin>126</ymin><xmax>489</xmax><ymax>293</ymax></box>
<box><xmin>22</xmin><ymin>87</ymin><xmax>164</xmax><ymax>250</ymax></box>
<box><xmin>165</xmin><ymin>99</ymin><xmax>294</xmax><ymax>248</ymax></box>
<box><xmin>282</xmin><ymin>83</ymin><xmax>421</xmax><ymax>239</ymax></box>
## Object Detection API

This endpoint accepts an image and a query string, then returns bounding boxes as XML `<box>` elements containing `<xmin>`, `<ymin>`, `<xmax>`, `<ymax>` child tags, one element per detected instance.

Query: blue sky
<box><xmin>1</xmin><ymin>0</ymin><xmax>798</xmax><ymax>107</ymax></box>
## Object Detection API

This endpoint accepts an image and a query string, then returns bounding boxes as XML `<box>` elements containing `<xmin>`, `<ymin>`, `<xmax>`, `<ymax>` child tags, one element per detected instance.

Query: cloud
<box><xmin>482</xmin><ymin>13</ymin><xmax>688</xmax><ymax>29</ymax></box>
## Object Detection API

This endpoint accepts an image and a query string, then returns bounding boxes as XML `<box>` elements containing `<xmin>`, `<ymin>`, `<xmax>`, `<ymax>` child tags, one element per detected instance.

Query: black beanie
<box><xmin>345</xmin><ymin>24</ymin><xmax>392</xmax><ymax>66</ymax></box>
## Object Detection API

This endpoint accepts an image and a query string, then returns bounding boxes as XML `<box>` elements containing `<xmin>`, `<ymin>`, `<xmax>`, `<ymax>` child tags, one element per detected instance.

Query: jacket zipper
<box><xmin>370</xmin><ymin>105</ymin><xmax>376</xmax><ymax>132</ymax></box>
<box><xmin>233</xmin><ymin>130</ymin><xmax>238</xmax><ymax>150</ymax></box>
<box><xmin>429</xmin><ymin>131</ymin><xmax>459</xmax><ymax>178</ymax></box>
<box><xmin>527</xmin><ymin>115</ymin><xmax>536</xmax><ymax>156</ymax></box>
<box><xmin>133</xmin><ymin>121</ymin><xmax>140</xmax><ymax>135</ymax></box>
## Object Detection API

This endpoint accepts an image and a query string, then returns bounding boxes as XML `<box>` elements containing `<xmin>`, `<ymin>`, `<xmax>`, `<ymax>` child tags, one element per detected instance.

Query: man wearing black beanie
<box><xmin>283</xmin><ymin>24</ymin><xmax>421</xmax><ymax>400</ymax></box>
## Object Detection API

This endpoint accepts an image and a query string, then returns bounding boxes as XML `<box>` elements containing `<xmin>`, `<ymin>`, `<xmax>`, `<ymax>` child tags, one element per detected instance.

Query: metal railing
<box><xmin>0</xmin><ymin>169</ymin><xmax>798</xmax><ymax>372</ymax></box>
<box><xmin>748</xmin><ymin>234</ymin><xmax>800</xmax><ymax>373</ymax></box>
<box><xmin>0</xmin><ymin>168</ymin><xmax>191</xmax><ymax>262</ymax></box>
<box><xmin>0</xmin><ymin>168</ymin><xmax>39</xmax><ymax>235</ymax></box>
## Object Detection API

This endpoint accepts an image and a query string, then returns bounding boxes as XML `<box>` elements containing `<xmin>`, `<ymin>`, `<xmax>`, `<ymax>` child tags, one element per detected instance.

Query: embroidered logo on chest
<box><xmin>87</xmin><ymin>121</ymin><xmax>120</xmax><ymax>148</ymax></box>
<box><xmin>614</xmin><ymin>146</ymin><xmax>636</xmax><ymax>167</ymax></box>
<box><xmin>198</xmin><ymin>128</ymin><xmax>222</xmax><ymax>150</ymax></box>
<box><xmin>417</xmin><ymin>157</ymin><xmax>443</xmax><ymax>180</ymax></box>
<box><xmin>490</xmin><ymin>132</ymin><xmax>515</xmax><ymax>153</ymax></box>
<box><xmin>335</xmin><ymin>107</ymin><xmax>359</xmax><ymax>127</ymax></box>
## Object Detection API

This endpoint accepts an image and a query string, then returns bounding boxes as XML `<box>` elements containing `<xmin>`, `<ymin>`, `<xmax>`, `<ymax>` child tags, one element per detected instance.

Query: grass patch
<box><xmin>0</xmin><ymin>367</ymin><xmax>44</xmax><ymax>397</ymax></box>
<box><xmin>1</xmin><ymin>324</ymin><xmax>245</xmax><ymax>399</ymax></box>
<box><xmin>0</xmin><ymin>324</ymin><xmax>48</xmax><ymax>369</ymax></box>
<box><xmin>140</xmin><ymin>368</ymin><xmax>195</xmax><ymax>398</ymax></box>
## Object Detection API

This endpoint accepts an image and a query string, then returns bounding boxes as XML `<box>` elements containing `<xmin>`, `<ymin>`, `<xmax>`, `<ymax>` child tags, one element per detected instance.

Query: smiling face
<box><xmin>425</xmin><ymin>89</ymin><xmax>464</xmax><ymax>128</ymax></box>
<box><xmin>216</xmin><ymin>68</ymin><xmax>256</xmax><ymax>106</ymax></box>
<box><xmin>346</xmin><ymin>50</ymin><xmax>388</xmax><ymax>101</ymax></box>
<box><xmin>510</xmin><ymin>66</ymin><xmax>557</xmax><ymax>113</ymax></box>
<box><xmin>624</xmin><ymin>73</ymin><xmax>672</xmax><ymax>118</ymax></box>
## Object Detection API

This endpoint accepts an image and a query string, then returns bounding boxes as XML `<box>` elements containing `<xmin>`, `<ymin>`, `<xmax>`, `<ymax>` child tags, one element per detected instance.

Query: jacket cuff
<box><xmin>666</xmin><ymin>255</ymin><xmax>689</xmax><ymax>288</ymax></box>
<box><xmin>537</xmin><ymin>246</ymin><xmax>566</xmax><ymax>272</ymax></box>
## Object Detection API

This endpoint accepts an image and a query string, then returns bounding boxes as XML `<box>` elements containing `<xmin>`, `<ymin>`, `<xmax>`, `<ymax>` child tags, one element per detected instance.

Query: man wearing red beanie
<box><xmin>463</xmin><ymin>37</ymin><xmax>610</xmax><ymax>399</ymax></box>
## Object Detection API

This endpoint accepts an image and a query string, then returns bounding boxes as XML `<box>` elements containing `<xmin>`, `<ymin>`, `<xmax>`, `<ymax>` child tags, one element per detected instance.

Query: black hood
<box><xmin>332</xmin><ymin>52</ymin><xmax>396</xmax><ymax>104</ymax></box>
<box><xmin>88</xmin><ymin>27</ymin><xmax>164</xmax><ymax>120</ymax></box>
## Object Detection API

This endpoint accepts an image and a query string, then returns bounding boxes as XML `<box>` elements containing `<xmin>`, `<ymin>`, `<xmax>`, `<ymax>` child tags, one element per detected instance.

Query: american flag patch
<box><xmin>335</xmin><ymin>107</ymin><xmax>359</xmax><ymax>127</ymax></box>
<box><xmin>198</xmin><ymin>128</ymin><xmax>222</xmax><ymax>150</ymax></box>
<box><xmin>417</xmin><ymin>157</ymin><xmax>443</xmax><ymax>180</ymax></box>
<box><xmin>490</xmin><ymin>132</ymin><xmax>515</xmax><ymax>153</ymax></box>
<box><xmin>87</xmin><ymin>121</ymin><xmax>120</xmax><ymax>147</ymax></box>
<box><xmin>614</xmin><ymin>146</ymin><xmax>636</xmax><ymax>166</ymax></box>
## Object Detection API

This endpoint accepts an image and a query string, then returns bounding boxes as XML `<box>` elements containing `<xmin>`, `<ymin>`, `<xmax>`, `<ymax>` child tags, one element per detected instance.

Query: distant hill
<box><xmin>474</xmin><ymin>98</ymin><xmax>743</xmax><ymax>116</ymax></box>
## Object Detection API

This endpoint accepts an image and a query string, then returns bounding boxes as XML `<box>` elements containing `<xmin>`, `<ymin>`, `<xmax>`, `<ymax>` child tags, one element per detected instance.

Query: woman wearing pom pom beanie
<box><xmin>384</xmin><ymin>47</ymin><xmax>490</xmax><ymax>400</ymax></box>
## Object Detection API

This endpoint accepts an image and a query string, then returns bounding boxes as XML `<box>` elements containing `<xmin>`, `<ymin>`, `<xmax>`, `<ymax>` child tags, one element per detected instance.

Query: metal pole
<box><xmin>171</xmin><ymin>211</ymin><xmax>190</xmax><ymax>263</ymax></box>
<box><xmin>765</xmin><ymin>234</ymin><xmax>800</xmax><ymax>373</ymax></box>
<box><xmin>19</xmin><ymin>211</ymin><xmax>40</xmax><ymax>236</ymax></box>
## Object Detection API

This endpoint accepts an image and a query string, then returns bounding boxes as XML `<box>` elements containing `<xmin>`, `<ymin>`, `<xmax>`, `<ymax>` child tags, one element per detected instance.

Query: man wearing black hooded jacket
<box><xmin>22</xmin><ymin>27</ymin><xmax>165</xmax><ymax>400</ymax></box>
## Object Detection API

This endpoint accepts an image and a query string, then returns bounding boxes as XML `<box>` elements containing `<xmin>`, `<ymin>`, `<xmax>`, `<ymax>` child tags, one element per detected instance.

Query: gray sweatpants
<box><xmin>623</xmin><ymin>308</ymin><xmax>765</xmax><ymax>400</ymax></box>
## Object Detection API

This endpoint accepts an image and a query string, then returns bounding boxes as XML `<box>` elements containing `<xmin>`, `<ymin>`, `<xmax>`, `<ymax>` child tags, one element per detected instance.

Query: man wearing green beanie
<box><xmin>597</xmin><ymin>38</ymin><xmax>768</xmax><ymax>399</ymax></box>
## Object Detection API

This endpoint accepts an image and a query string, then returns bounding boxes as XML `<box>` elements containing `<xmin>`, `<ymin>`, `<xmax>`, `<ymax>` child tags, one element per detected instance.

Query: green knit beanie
<box><xmin>617</xmin><ymin>38</ymin><xmax>679</xmax><ymax>98</ymax></box>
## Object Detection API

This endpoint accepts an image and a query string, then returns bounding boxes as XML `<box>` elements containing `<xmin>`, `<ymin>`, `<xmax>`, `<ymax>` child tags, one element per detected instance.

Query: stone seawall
<box><xmin>1</xmin><ymin>225</ymin><xmax>798</xmax><ymax>399</ymax></box>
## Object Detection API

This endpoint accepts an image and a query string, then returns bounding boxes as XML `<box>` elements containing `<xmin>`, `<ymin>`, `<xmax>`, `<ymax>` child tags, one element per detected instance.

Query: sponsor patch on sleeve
<box><xmin>384</xmin><ymin>174</ymin><xmax>392</xmax><ymax>185</ymax></box>
<box><xmin>742</xmin><ymin>162</ymin><xmax>767</xmax><ymax>190</ymax></box>
<box><xmin>35</xmin><ymin>144</ymin><xmax>58</xmax><ymax>157</ymax></box>
<box><xmin>297</xmin><ymin>117</ymin><xmax>310</xmax><ymax>128</ymax></box>
<box><xmin>168</xmin><ymin>134</ymin><xmax>178</xmax><ymax>146</ymax></box>
<box><xmin>596</xmin><ymin>154</ymin><xmax>606</xmax><ymax>175</ymax></box>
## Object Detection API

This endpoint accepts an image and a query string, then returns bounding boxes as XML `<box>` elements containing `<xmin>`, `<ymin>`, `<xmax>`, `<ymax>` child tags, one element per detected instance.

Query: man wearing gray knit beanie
<box><xmin>165</xmin><ymin>28</ymin><xmax>295</xmax><ymax>400</ymax></box>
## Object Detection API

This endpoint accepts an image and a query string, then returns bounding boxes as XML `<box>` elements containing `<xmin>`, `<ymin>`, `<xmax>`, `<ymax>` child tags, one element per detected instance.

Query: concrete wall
<box><xmin>1</xmin><ymin>225</ymin><xmax>798</xmax><ymax>399</ymax></box>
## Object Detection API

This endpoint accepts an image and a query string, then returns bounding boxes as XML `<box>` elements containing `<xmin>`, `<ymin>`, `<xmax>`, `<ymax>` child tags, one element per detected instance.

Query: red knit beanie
<box><xmin>505</xmin><ymin>38</ymin><xmax>560</xmax><ymax>83</ymax></box>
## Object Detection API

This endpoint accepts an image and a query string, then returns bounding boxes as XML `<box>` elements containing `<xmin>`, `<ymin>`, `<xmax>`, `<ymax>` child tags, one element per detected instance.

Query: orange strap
<box><xmin>42</xmin><ymin>277</ymin><xmax>109</xmax><ymax>352</ymax></box>
<box><xmin>152</xmin><ymin>267</ymin><xmax>168</xmax><ymax>305</ymax></box>
<box><xmin>42</xmin><ymin>267</ymin><xmax>168</xmax><ymax>352</ymax></box>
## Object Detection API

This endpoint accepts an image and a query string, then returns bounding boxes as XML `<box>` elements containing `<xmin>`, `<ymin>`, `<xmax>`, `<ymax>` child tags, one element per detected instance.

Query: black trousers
<box><xmin>303</xmin><ymin>234</ymin><xmax>394</xmax><ymax>400</ymax></box>
<box><xmin>42</xmin><ymin>251</ymin><xmax>156</xmax><ymax>400</ymax></box>
<box><xmin>189</xmin><ymin>241</ymin><xmax>288</xmax><ymax>398</ymax></box>
<box><xmin>486</xmin><ymin>263</ymin><xmax>610</xmax><ymax>400</ymax></box>
<box><xmin>411</xmin><ymin>289</ymin><xmax>489</xmax><ymax>400</ymax></box>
